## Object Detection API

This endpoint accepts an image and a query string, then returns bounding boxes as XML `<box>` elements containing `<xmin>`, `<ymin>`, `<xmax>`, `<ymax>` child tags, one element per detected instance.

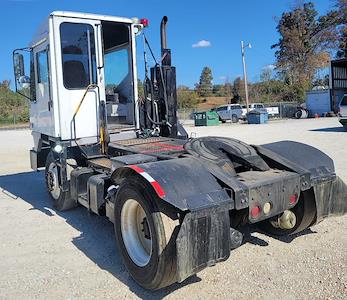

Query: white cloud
<box><xmin>219</xmin><ymin>76</ymin><xmax>227</xmax><ymax>81</ymax></box>
<box><xmin>263</xmin><ymin>64</ymin><xmax>276</xmax><ymax>70</ymax></box>
<box><xmin>192</xmin><ymin>40</ymin><xmax>211</xmax><ymax>48</ymax></box>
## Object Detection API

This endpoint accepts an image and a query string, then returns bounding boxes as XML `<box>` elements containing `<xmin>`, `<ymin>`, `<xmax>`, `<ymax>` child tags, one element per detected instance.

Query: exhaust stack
<box><xmin>160</xmin><ymin>16</ymin><xmax>171</xmax><ymax>66</ymax></box>
<box><xmin>160</xmin><ymin>16</ymin><xmax>168</xmax><ymax>51</ymax></box>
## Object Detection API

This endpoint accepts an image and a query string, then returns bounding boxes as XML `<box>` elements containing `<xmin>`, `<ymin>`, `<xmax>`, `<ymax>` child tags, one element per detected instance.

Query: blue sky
<box><xmin>1</xmin><ymin>0</ymin><xmax>334</xmax><ymax>88</ymax></box>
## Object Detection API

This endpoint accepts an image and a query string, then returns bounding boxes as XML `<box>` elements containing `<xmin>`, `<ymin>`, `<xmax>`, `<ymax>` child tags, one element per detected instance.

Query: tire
<box><xmin>219</xmin><ymin>117</ymin><xmax>226</xmax><ymax>123</ymax></box>
<box><xmin>343</xmin><ymin>125</ymin><xmax>347</xmax><ymax>132</ymax></box>
<box><xmin>114</xmin><ymin>176</ymin><xmax>178</xmax><ymax>290</ymax></box>
<box><xmin>231</xmin><ymin>114</ymin><xmax>239</xmax><ymax>123</ymax></box>
<box><xmin>258</xmin><ymin>190</ymin><xmax>316</xmax><ymax>236</ymax></box>
<box><xmin>45</xmin><ymin>151</ymin><xmax>77</xmax><ymax>211</ymax></box>
<box><xmin>295</xmin><ymin>110</ymin><xmax>302</xmax><ymax>119</ymax></box>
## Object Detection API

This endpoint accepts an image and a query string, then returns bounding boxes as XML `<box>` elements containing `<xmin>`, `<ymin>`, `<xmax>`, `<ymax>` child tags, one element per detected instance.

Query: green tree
<box><xmin>272</xmin><ymin>2</ymin><xmax>331</xmax><ymax>86</ymax></box>
<box><xmin>196</xmin><ymin>67</ymin><xmax>213</xmax><ymax>97</ymax></box>
<box><xmin>212</xmin><ymin>84</ymin><xmax>225</xmax><ymax>96</ymax></box>
<box><xmin>0</xmin><ymin>80</ymin><xmax>29</xmax><ymax>124</ymax></box>
<box><xmin>177</xmin><ymin>86</ymin><xmax>198</xmax><ymax>109</ymax></box>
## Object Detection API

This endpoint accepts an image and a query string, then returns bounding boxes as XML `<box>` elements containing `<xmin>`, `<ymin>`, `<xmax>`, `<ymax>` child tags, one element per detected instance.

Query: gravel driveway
<box><xmin>0</xmin><ymin>117</ymin><xmax>346</xmax><ymax>299</ymax></box>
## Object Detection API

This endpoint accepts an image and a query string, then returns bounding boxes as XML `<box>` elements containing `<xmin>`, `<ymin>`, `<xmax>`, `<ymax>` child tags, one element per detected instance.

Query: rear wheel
<box><xmin>258</xmin><ymin>190</ymin><xmax>316</xmax><ymax>236</ymax></box>
<box><xmin>45</xmin><ymin>151</ymin><xmax>76</xmax><ymax>211</ymax></box>
<box><xmin>114</xmin><ymin>177</ymin><xmax>178</xmax><ymax>290</ymax></box>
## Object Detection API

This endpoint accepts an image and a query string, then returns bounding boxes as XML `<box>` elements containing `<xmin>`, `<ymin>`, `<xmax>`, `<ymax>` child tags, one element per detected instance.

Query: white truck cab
<box><xmin>13</xmin><ymin>11</ymin><xmax>142</xmax><ymax>145</ymax></box>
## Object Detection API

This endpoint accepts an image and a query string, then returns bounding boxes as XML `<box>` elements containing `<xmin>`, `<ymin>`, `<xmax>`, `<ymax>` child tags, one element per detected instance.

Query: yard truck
<box><xmin>12</xmin><ymin>11</ymin><xmax>347</xmax><ymax>290</ymax></box>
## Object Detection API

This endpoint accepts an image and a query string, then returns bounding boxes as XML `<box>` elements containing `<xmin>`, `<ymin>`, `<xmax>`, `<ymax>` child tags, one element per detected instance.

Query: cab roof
<box><xmin>50</xmin><ymin>11</ymin><xmax>134</xmax><ymax>24</ymax></box>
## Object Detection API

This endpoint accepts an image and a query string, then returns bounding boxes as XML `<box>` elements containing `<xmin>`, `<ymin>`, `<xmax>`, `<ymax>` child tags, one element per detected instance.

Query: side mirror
<box><xmin>14</xmin><ymin>53</ymin><xmax>25</xmax><ymax>79</ymax></box>
<box><xmin>13</xmin><ymin>48</ymin><xmax>35</xmax><ymax>101</ymax></box>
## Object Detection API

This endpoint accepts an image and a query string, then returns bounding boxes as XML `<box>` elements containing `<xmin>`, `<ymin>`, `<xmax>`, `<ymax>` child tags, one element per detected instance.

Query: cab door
<box><xmin>53</xmin><ymin>17</ymin><xmax>104</xmax><ymax>140</ymax></box>
<box><xmin>32</xmin><ymin>41</ymin><xmax>55</xmax><ymax>136</ymax></box>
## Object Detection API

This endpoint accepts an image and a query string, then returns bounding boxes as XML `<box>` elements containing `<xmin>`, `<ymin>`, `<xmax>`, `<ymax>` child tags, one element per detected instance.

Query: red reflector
<box><xmin>290</xmin><ymin>193</ymin><xmax>298</xmax><ymax>204</ymax></box>
<box><xmin>151</xmin><ymin>181</ymin><xmax>165</xmax><ymax>198</ymax></box>
<box><xmin>128</xmin><ymin>165</ymin><xmax>145</xmax><ymax>174</ymax></box>
<box><xmin>140</xmin><ymin>18</ymin><xmax>149</xmax><ymax>27</ymax></box>
<box><xmin>250</xmin><ymin>206</ymin><xmax>261</xmax><ymax>218</ymax></box>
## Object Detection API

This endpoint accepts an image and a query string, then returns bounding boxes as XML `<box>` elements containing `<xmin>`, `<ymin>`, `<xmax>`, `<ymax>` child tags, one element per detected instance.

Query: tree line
<box><xmin>178</xmin><ymin>0</ymin><xmax>346</xmax><ymax>109</ymax></box>
<box><xmin>0</xmin><ymin>1</ymin><xmax>345</xmax><ymax>121</ymax></box>
<box><xmin>0</xmin><ymin>80</ymin><xmax>29</xmax><ymax>124</ymax></box>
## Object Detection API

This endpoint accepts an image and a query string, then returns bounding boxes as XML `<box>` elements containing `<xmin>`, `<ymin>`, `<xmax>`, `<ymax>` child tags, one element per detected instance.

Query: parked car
<box><xmin>338</xmin><ymin>94</ymin><xmax>347</xmax><ymax>131</ymax></box>
<box><xmin>215</xmin><ymin>104</ymin><xmax>242</xmax><ymax>123</ymax></box>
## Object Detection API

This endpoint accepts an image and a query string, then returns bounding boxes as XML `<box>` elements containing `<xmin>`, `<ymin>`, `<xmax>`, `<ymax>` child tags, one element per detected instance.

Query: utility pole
<box><xmin>241</xmin><ymin>41</ymin><xmax>251</xmax><ymax>113</ymax></box>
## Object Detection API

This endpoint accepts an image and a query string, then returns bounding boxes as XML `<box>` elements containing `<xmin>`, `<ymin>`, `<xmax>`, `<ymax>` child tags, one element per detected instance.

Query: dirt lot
<box><xmin>0</xmin><ymin>118</ymin><xmax>346</xmax><ymax>299</ymax></box>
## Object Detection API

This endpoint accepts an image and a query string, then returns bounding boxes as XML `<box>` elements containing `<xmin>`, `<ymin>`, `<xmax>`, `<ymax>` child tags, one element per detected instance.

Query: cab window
<box><xmin>36</xmin><ymin>50</ymin><xmax>49</xmax><ymax>83</ymax></box>
<box><xmin>60</xmin><ymin>22</ymin><xmax>97</xmax><ymax>89</ymax></box>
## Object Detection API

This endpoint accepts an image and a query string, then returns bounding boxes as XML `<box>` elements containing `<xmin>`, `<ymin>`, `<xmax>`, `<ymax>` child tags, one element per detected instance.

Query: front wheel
<box><xmin>114</xmin><ymin>177</ymin><xmax>178</xmax><ymax>290</ymax></box>
<box><xmin>219</xmin><ymin>117</ymin><xmax>226</xmax><ymax>123</ymax></box>
<box><xmin>231</xmin><ymin>114</ymin><xmax>239</xmax><ymax>123</ymax></box>
<box><xmin>45</xmin><ymin>151</ymin><xmax>76</xmax><ymax>211</ymax></box>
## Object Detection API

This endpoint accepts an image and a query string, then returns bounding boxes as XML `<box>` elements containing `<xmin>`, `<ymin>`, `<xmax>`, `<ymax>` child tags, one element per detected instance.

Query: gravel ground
<box><xmin>0</xmin><ymin>117</ymin><xmax>346</xmax><ymax>299</ymax></box>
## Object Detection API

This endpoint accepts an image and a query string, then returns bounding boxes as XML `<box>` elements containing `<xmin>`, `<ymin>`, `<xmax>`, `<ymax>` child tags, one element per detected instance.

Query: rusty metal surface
<box><xmin>111</xmin><ymin>137</ymin><xmax>172</xmax><ymax>146</ymax></box>
<box><xmin>109</xmin><ymin>137</ymin><xmax>186</xmax><ymax>155</ymax></box>
<box><xmin>88</xmin><ymin>157</ymin><xmax>112</xmax><ymax>170</ymax></box>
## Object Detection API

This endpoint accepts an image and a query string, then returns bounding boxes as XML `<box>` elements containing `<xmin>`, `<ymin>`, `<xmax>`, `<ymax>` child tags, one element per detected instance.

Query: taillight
<box><xmin>289</xmin><ymin>193</ymin><xmax>298</xmax><ymax>204</ymax></box>
<box><xmin>250</xmin><ymin>206</ymin><xmax>261</xmax><ymax>219</ymax></box>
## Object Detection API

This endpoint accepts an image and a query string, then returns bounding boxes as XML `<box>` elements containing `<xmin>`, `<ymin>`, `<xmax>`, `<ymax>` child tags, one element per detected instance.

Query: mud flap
<box><xmin>313</xmin><ymin>175</ymin><xmax>347</xmax><ymax>223</ymax></box>
<box><xmin>175</xmin><ymin>205</ymin><xmax>231</xmax><ymax>282</ymax></box>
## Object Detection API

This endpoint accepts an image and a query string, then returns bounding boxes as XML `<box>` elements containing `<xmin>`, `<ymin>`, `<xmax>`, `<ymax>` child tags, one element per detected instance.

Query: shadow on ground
<box><xmin>0</xmin><ymin>171</ymin><xmax>201</xmax><ymax>299</ymax></box>
<box><xmin>310</xmin><ymin>126</ymin><xmax>346</xmax><ymax>132</ymax></box>
<box><xmin>0</xmin><ymin>171</ymin><xmax>314</xmax><ymax>298</ymax></box>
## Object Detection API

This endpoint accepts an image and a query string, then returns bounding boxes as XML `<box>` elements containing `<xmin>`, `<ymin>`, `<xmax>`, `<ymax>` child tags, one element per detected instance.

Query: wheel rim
<box><xmin>121</xmin><ymin>199</ymin><xmax>153</xmax><ymax>267</ymax></box>
<box><xmin>47</xmin><ymin>162</ymin><xmax>61</xmax><ymax>200</ymax></box>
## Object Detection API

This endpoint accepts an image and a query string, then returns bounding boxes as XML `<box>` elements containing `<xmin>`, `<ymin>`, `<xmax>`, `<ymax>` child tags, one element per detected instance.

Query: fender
<box><xmin>111</xmin><ymin>157</ymin><xmax>233</xmax><ymax>212</ymax></box>
<box><xmin>256</xmin><ymin>141</ymin><xmax>347</xmax><ymax>221</ymax></box>
<box><xmin>111</xmin><ymin>157</ymin><xmax>234</xmax><ymax>282</ymax></box>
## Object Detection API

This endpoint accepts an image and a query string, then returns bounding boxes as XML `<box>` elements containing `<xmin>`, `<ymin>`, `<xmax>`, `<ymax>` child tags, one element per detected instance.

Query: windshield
<box><xmin>105</xmin><ymin>47</ymin><xmax>130</xmax><ymax>92</ymax></box>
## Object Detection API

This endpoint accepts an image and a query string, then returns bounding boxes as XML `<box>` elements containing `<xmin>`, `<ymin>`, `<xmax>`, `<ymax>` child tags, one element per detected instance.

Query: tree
<box><xmin>224</xmin><ymin>81</ymin><xmax>233</xmax><ymax>98</ymax></box>
<box><xmin>177</xmin><ymin>86</ymin><xmax>198</xmax><ymax>109</ymax></box>
<box><xmin>196</xmin><ymin>67</ymin><xmax>213</xmax><ymax>97</ymax></box>
<box><xmin>332</xmin><ymin>0</ymin><xmax>347</xmax><ymax>58</ymax></box>
<box><xmin>0</xmin><ymin>80</ymin><xmax>29</xmax><ymax>124</ymax></box>
<box><xmin>272</xmin><ymin>2</ymin><xmax>332</xmax><ymax>86</ymax></box>
<box><xmin>260</xmin><ymin>67</ymin><xmax>273</xmax><ymax>82</ymax></box>
<box><xmin>137</xmin><ymin>79</ymin><xmax>144</xmax><ymax>99</ymax></box>
<box><xmin>212</xmin><ymin>84</ymin><xmax>225</xmax><ymax>96</ymax></box>
<box><xmin>232</xmin><ymin>77</ymin><xmax>245</xmax><ymax>103</ymax></box>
